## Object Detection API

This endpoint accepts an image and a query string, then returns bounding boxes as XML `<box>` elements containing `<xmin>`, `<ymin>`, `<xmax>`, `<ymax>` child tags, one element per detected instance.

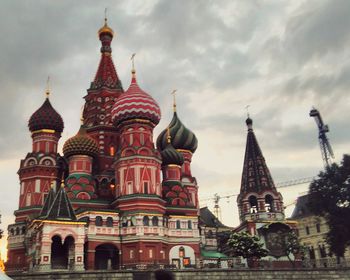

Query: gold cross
<box><xmin>171</xmin><ymin>89</ymin><xmax>177</xmax><ymax>112</ymax></box>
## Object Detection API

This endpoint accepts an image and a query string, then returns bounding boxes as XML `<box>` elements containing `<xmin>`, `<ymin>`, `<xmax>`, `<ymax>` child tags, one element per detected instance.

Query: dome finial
<box><xmin>45</xmin><ymin>76</ymin><xmax>50</xmax><ymax>98</ymax></box>
<box><xmin>171</xmin><ymin>89</ymin><xmax>177</xmax><ymax>112</ymax></box>
<box><xmin>245</xmin><ymin>105</ymin><xmax>250</xmax><ymax>119</ymax></box>
<box><xmin>131</xmin><ymin>53</ymin><xmax>136</xmax><ymax>77</ymax></box>
<box><xmin>98</xmin><ymin>8</ymin><xmax>114</xmax><ymax>37</ymax></box>
<box><xmin>245</xmin><ymin>105</ymin><xmax>253</xmax><ymax>129</ymax></box>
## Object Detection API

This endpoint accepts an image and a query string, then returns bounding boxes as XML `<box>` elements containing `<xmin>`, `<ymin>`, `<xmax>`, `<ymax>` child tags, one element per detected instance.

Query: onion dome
<box><xmin>112</xmin><ymin>70</ymin><xmax>161</xmax><ymax>126</ymax></box>
<box><xmin>160</xmin><ymin>129</ymin><xmax>184</xmax><ymax>166</ymax></box>
<box><xmin>98</xmin><ymin>17</ymin><xmax>114</xmax><ymax>37</ymax></box>
<box><xmin>63</xmin><ymin>124</ymin><xmax>99</xmax><ymax>158</ymax></box>
<box><xmin>157</xmin><ymin>111</ymin><xmax>198</xmax><ymax>153</ymax></box>
<box><xmin>28</xmin><ymin>96</ymin><xmax>64</xmax><ymax>133</ymax></box>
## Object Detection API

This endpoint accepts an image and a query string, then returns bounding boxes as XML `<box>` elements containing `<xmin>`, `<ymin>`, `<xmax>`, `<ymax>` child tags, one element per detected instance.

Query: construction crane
<box><xmin>201</xmin><ymin>176</ymin><xmax>315</xmax><ymax>219</ymax></box>
<box><xmin>310</xmin><ymin>107</ymin><xmax>334</xmax><ymax>168</ymax></box>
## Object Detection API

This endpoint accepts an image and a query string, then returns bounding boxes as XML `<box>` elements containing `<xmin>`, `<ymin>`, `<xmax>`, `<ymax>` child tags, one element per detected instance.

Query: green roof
<box><xmin>201</xmin><ymin>250</ymin><xmax>228</xmax><ymax>259</ymax></box>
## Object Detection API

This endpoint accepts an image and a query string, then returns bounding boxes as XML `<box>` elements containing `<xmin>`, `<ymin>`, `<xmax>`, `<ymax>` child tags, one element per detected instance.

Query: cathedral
<box><xmin>6</xmin><ymin>19</ymin><xmax>297</xmax><ymax>273</ymax></box>
<box><xmin>6</xmin><ymin>19</ymin><xmax>200</xmax><ymax>271</ymax></box>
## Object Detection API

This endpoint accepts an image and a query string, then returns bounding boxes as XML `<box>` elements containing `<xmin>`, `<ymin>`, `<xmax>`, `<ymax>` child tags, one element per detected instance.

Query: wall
<box><xmin>7</xmin><ymin>268</ymin><xmax>350</xmax><ymax>280</ymax></box>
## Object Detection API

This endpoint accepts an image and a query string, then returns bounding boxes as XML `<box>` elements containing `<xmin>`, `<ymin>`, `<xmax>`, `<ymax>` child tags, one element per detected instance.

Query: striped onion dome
<box><xmin>63</xmin><ymin>125</ymin><xmax>99</xmax><ymax>158</ymax></box>
<box><xmin>112</xmin><ymin>71</ymin><xmax>161</xmax><ymax>126</ymax></box>
<box><xmin>29</xmin><ymin>97</ymin><xmax>64</xmax><ymax>133</ymax></box>
<box><xmin>157</xmin><ymin>112</ymin><xmax>198</xmax><ymax>153</ymax></box>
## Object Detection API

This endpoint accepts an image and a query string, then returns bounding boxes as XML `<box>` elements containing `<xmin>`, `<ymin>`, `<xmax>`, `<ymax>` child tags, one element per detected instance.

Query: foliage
<box><xmin>308</xmin><ymin>154</ymin><xmax>350</xmax><ymax>257</ymax></box>
<box><xmin>282</xmin><ymin>230</ymin><xmax>305</xmax><ymax>267</ymax></box>
<box><xmin>227</xmin><ymin>231</ymin><xmax>268</xmax><ymax>259</ymax></box>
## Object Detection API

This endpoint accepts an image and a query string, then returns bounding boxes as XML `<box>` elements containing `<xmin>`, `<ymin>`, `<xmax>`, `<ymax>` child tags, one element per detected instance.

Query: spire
<box><xmin>240</xmin><ymin>117</ymin><xmax>277</xmax><ymax>194</ymax></box>
<box><xmin>45</xmin><ymin>76</ymin><xmax>50</xmax><ymax>98</ymax></box>
<box><xmin>90</xmin><ymin>16</ymin><xmax>123</xmax><ymax>90</ymax></box>
<box><xmin>38</xmin><ymin>184</ymin><xmax>56</xmax><ymax>219</ymax></box>
<box><xmin>45</xmin><ymin>180</ymin><xmax>77</xmax><ymax>221</ymax></box>
<box><xmin>131</xmin><ymin>53</ymin><xmax>137</xmax><ymax>82</ymax></box>
<box><xmin>171</xmin><ymin>90</ymin><xmax>177</xmax><ymax>112</ymax></box>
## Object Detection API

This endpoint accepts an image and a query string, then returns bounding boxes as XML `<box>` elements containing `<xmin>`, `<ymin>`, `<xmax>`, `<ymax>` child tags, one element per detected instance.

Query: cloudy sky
<box><xmin>1</xmin><ymin>0</ymin><xmax>350</xmax><ymax>257</ymax></box>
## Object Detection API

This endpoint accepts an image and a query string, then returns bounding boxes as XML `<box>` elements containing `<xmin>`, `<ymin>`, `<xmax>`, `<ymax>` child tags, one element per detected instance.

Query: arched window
<box><xmin>95</xmin><ymin>216</ymin><xmax>103</xmax><ymax>226</ymax></box>
<box><xmin>21</xmin><ymin>226</ymin><xmax>26</xmax><ymax>235</ymax></box>
<box><xmin>143</xmin><ymin>182</ymin><xmax>149</xmax><ymax>194</ymax></box>
<box><xmin>265</xmin><ymin>195</ymin><xmax>274</xmax><ymax>212</ymax></box>
<box><xmin>248</xmin><ymin>195</ymin><xmax>258</xmax><ymax>213</ymax></box>
<box><xmin>110</xmin><ymin>146</ymin><xmax>115</xmax><ymax>156</ymax></box>
<box><xmin>106</xmin><ymin>217</ymin><xmax>113</xmax><ymax>227</ymax></box>
<box><xmin>176</xmin><ymin>220</ymin><xmax>181</xmax><ymax>229</ymax></box>
<box><xmin>152</xmin><ymin>216</ymin><xmax>159</xmax><ymax>226</ymax></box>
<box><xmin>15</xmin><ymin>228</ymin><xmax>20</xmax><ymax>235</ymax></box>
<box><xmin>143</xmin><ymin>216</ymin><xmax>150</xmax><ymax>226</ymax></box>
<box><xmin>10</xmin><ymin>228</ymin><xmax>14</xmax><ymax>236</ymax></box>
<box><xmin>188</xmin><ymin>220</ymin><xmax>192</xmax><ymax>229</ymax></box>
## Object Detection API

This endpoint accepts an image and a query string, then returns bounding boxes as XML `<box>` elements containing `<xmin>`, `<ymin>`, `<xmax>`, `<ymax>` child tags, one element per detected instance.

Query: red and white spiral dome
<box><xmin>112</xmin><ymin>71</ymin><xmax>161</xmax><ymax>126</ymax></box>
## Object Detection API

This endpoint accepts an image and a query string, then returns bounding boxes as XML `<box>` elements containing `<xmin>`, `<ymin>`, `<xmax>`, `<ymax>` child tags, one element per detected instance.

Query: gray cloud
<box><xmin>0</xmin><ymin>0</ymin><xmax>350</xmax><ymax>234</ymax></box>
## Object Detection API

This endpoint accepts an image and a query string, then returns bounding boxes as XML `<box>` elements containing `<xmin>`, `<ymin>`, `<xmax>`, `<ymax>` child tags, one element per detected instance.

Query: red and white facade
<box><xmin>6</xmin><ymin>20</ymin><xmax>200</xmax><ymax>272</ymax></box>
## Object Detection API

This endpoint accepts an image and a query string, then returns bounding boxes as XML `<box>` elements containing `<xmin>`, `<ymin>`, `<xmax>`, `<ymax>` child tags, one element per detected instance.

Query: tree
<box><xmin>282</xmin><ymin>230</ymin><xmax>305</xmax><ymax>267</ymax></box>
<box><xmin>227</xmin><ymin>231</ymin><xmax>268</xmax><ymax>261</ymax></box>
<box><xmin>308</xmin><ymin>154</ymin><xmax>350</xmax><ymax>257</ymax></box>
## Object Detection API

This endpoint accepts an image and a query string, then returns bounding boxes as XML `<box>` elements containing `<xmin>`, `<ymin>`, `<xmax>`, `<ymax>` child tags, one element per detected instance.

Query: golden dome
<box><xmin>98</xmin><ymin>18</ymin><xmax>114</xmax><ymax>37</ymax></box>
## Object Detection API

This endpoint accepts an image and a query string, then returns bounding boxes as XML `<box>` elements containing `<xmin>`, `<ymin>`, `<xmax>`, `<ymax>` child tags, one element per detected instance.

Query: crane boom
<box><xmin>310</xmin><ymin>108</ymin><xmax>334</xmax><ymax>167</ymax></box>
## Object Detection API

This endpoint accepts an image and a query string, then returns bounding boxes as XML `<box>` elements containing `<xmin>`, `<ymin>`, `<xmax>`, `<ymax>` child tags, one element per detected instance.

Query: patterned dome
<box><xmin>157</xmin><ymin>112</ymin><xmax>198</xmax><ymax>153</ymax></box>
<box><xmin>28</xmin><ymin>97</ymin><xmax>64</xmax><ymax>133</ymax></box>
<box><xmin>161</xmin><ymin>142</ymin><xmax>184</xmax><ymax>166</ymax></box>
<box><xmin>63</xmin><ymin>125</ymin><xmax>99</xmax><ymax>158</ymax></box>
<box><xmin>112</xmin><ymin>72</ymin><xmax>161</xmax><ymax>126</ymax></box>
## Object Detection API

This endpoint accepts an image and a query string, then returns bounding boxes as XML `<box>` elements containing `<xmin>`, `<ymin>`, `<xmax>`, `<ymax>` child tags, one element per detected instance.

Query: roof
<box><xmin>38</xmin><ymin>187</ymin><xmax>56</xmax><ymax>219</ymax></box>
<box><xmin>240</xmin><ymin>118</ymin><xmax>277</xmax><ymax>195</ymax></box>
<box><xmin>157</xmin><ymin>112</ymin><xmax>198</xmax><ymax>153</ymax></box>
<box><xmin>90</xmin><ymin>22</ymin><xmax>123</xmax><ymax>90</ymax></box>
<box><xmin>28</xmin><ymin>97</ymin><xmax>64</xmax><ymax>133</ymax></box>
<box><xmin>199</xmin><ymin>207</ymin><xmax>227</xmax><ymax>228</ymax></box>
<box><xmin>45</xmin><ymin>184</ymin><xmax>77</xmax><ymax>221</ymax></box>
<box><xmin>290</xmin><ymin>194</ymin><xmax>313</xmax><ymax>219</ymax></box>
<box><xmin>201</xmin><ymin>249</ymin><xmax>228</xmax><ymax>259</ymax></box>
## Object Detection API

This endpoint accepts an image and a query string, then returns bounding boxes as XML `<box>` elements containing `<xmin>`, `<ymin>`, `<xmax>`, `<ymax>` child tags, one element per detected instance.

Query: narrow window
<box><xmin>143</xmin><ymin>216</ymin><xmax>150</xmax><ymax>226</ymax></box>
<box><xmin>106</xmin><ymin>217</ymin><xmax>113</xmax><ymax>227</ymax></box>
<box><xmin>144</xmin><ymin>182</ymin><xmax>149</xmax><ymax>194</ymax></box>
<box><xmin>110</xmin><ymin>146</ymin><xmax>115</xmax><ymax>156</ymax></box>
<box><xmin>130</xmin><ymin>250</ymin><xmax>134</xmax><ymax>259</ymax></box>
<box><xmin>316</xmin><ymin>223</ymin><xmax>321</xmax><ymax>233</ymax></box>
<box><xmin>45</xmin><ymin>142</ymin><xmax>49</xmax><ymax>153</ymax></box>
<box><xmin>306</xmin><ymin>226</ymin><xmax>310</xmax><ymax>235</ymax></box>
<box><xmin>26</xmin><ymin>193</ymin><xmax>31</xmax><ymax>206</ymax></box>
<box><xmin>127</xmin><ymin>182</ymin><xmax>133</xmax><ymax>194</ymax></box>
<box><xmin>176</xmin><ymin>220</ymin><xmax>181</xmax><ymax>229</ymax></box>
<box><xmin>35</xmin><ymin>179</ymin><xmax>40</xmax><ymax>193</ymax></box>
<box><xmin>188</xmin><ymin>220</ymin><xmax>192</xmax><ymax>229</ymax></box>
<box><xmin>95</xmin><ymin>216</ymin><xmax>103</xmax><ymax>226</ymax></box>
<box><xmin>149</xmin><ymin>249</ymin><xmax>153</xmax><ymax>258</ymax></box>
<box><xmin>152</xmin><ymin>216</ymin><xmax>159</xmax><ymax>226</ymax></box>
